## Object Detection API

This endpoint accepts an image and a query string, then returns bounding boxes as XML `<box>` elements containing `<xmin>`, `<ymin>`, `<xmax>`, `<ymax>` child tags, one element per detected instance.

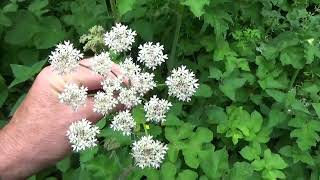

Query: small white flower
<box><xmin>104</xmin><ymin>23</ymin><xmax>137</xmax><ymax>53</ymax></box>
<box><xmin>131</xmin><ymin>135</ymin><xmax>168</xmax><ymax>169</ymax></box>
<box><xmin>118</xmin><ymin>88</ymin><xmax>141</xmax><ymax>108</ymax></box>
<box><xmin>110</xmin><ymin>110</ymin><xmax>135</xmax><ymax>136</ymax></box>
<box><xmin>93</xmin><ymin>91</ymin><xmax>118</xmax><ymax>115</ymax></box>
<box><xmin>120</xmin><ymin>57</ymin><xmax>141</xmax><ymax>77</ymax></box>
<box><xmin>58</xmin><ymin>83</ymin><xmax>88</xmax><ymax>111</ymax></box>
<box><xmin>131</xmin><ymin>72</ymin><xmax>156</xmax><ymax>96</ymax></box>
<box><xmin>66</xmin><ymin>119</ymin><xmax>100</xmax><ymax>152</ymax></box>
<box><xmin>144</xmin><ymin>95</ymin><xmax>172</xmax><ymax>123</ymax></box>
<box><xmin>165</xmin><ymin>65</ymin><xmax>199</xmax><ymax>102</ymax></box>
<box><xmin>101</xmin><ymin>75</ymin><xmax>124</xmax><ymax>93</ymax></box>
<box><xmin>49</xmin><ymin>41</ymin><xmax>83</xmax><ymax>75</ymax></box>
<box><xmin>91</xmin><ymin>52</ymin><xmax>113</xmax><ymax>77</ymax></box>
<box><xmin>138</xmin><ymin>42</ymin><xmax>168</xmax><ymax>70</ymax></box>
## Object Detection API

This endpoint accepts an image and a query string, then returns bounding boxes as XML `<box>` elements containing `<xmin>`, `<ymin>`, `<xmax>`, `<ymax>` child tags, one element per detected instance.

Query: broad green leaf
<box><xmin>240</xmin><ymin>143</ymin><xmax>261</xmax><ymax>161</ymax></box>
<box><xmin>206</xmin><ymin>105</ymin><xmax>227</xmax><ymax>124</ymax></box>
<box><xmin>5</xmin><ymin>10</ymin><xmax>39</xmax><ymax>44</ymax></box>
<box><xmin>195</xmin><ymin>84</ymin><xmax>213</xmax><ymax>97</ymax></box>
<box><xmin>199</xmin><ymin>148</ymin><xmax>229</xmax><ymax>179</ymax></box>
<box><xmin>229</xmin><ymin>162</ymin><xmax>253</xmax><ymax>180</ymax></box>
<box><xmin>9</xmin><ymin>60</ymin><xmax>46</xmax><ymax>88</ymax></box>
<box><xmin>181</xmin><ymin>0</ymin><xmax>210</xmax><ymax>17</ymax></box>
<box><xmin>56</xmin><ymin>156</ymin><xmax>71</xmax><ymax>173</ymax></box>
<box><xmin>161</xmin><ymin>162</ymin><xmax>177</xmax><ymax>180</ymax></box>
<box><xmin>117</xmin><ymin>0</ymin><xmax>137</xmax><ymax>17</ymax></box>
<box><xmin>312</xmin><ymin>103</ymin><xmax>320</xmax><ymax>119</ymax></box>
<box><xmin>28</xmin><ymin>0</ymin><xmax>49</xmax><ymax>17</ymax></box>
<box><xmin>177</xmin><ymin>169</ymin><xmax>198</xmax><ymax>180</ymax></box>
<box><xmin>219</xmin><ymin>77</ymin><xmax>246</xmax><ymax>101</ymax></box>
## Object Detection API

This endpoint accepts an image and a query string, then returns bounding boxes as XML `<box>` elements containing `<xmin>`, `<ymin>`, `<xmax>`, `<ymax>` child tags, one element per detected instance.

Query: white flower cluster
<box><xmin>49</xmin><ymin>41</ymin><xmax>83</xmax><ymax>75</ymax></box>
<box><xmin>66</xmin><ymin>119</ymin><xmax>100</xmax><ymax>152</ymax></box>
<box><xmin>47</xmin><ymin>23</ymin><xmax>199</xmax><ymax>169</ymax></box>
<box><xmin>110</xmin><ymin>110</ymin><xmax>135</xmax><ymax>136</ymax></box>
<box><xmin>58</xmin><ymin>83</ymin><xmax>88</xmax><ymax>111</ymax></box>
<box><xmin>138</xmin><ymin>42</ymin><xmax>168</xmax><ymax>70</ymax></box>
<box><xmin>131</xmin><ymin>135</ymin><xmax>168</xmax><ymax>169</ymax></box>
<box><xmin>166</xmin><ymin>65</ymin><xmax>199</xmax><ymax>102</ymax></box>
<box><xmin>144</xmin><ymin>95</ymin><xmax>172</xmax><ymax>123</ymax></box>
<box><xmin>104</xmin><ymin>23</ymin><xmax>137</xmax><ymax>53</ymax></box>
<box><xmin>90</xmin><ymin>52</ymin><xmax>113</xmax><ymax>77</ymax></box>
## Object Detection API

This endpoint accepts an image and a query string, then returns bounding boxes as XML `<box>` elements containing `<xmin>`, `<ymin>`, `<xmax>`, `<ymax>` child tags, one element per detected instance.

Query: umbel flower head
<box><xmin>101</xmin><ymin>75</ymin><xmax>124</xmax><ymax>93</ymax></box>
<box><xmin>138</xmin><ymin>42</ymin><xmax>168</xmax><ymax>70</ymax></box>
<box><xmin>90</xmin><ymin>52</ymin><xmax>113</xmax><ymax>77</ymax></box>
<box><xmin>118</xmin><ymin>88</ymin><xmax>141</xmax><ymax>108</ymax></box>
<box><xmin>93</xmin><ymin>91</ymin><xmax>118</xmax><ymax>115</ymax></box>
<box><xmin>120</xmin><ymin>57</ymin><xmax>141</xmax><ymax>77</ymax></box>
<box><xmin>131</xmin><ymin>135</ymin><xmax>168</xmax><ymax>169</ymax></box>
<box><xmin>144</xmin><ymin>95</ymin><xmax>172</xmax><ymax>123</ymax></box>
<box><xmin>49</xmin><ymin>41</ymin><xmax>83</xmax><ymax>75</ymax></box>
<box><xmin>165</xmin><ymin>65</ymin><xmax>199</xmax><ymax>102</ymax></box>
<box><xmin>110</xmin><ymin>110</ymin><xmax>135</xmax><ymax>136</ymax></box>
<box><xmin>58</xmin><ymin>83</ymin><xmax>88</xmax><ymax>111</ymax></box>
<box><xmin>66</xmin><ymin>119</ymin><xmax>100</xmax><ymax>152</ymax></box>
<box><xmin>131</xmin><ymin>72</ymin><xmax>156</xmax><ymax>96</ymax></box>
<box><xmin>104</xmin><ymin>23</ymin><xmax>137</xmax><ymax>53</ymax></box>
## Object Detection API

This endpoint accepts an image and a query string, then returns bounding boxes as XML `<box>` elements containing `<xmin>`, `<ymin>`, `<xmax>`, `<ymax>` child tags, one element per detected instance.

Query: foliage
<box><xmin>0</xmin><ymin>0</ymin><xmax>320</xmax><ymax>179</ymax></box>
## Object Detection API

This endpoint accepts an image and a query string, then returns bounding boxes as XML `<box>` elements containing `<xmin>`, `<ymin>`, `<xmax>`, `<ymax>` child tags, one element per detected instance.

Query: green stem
<box><xmin>167</xmin><ymin>6</ymin><xmax>183</xmax><ymax>71</ymax></box>
<box><xmin>157</xmin><ymin>83</ymin><xmax>166</xmax><ymax>87</ymax></box>
<box><xmin>288</xmin><ymin>69</ymin><xmax>300</xmax><ymax>90</ymax></box>
<box><xmin>143</xmin><ymin>124</ymin><xmax>149</xmax><ymax>135</ymax></box>
<box><xmin>110</xmin><ymin>0</ymin><xmax>117</xmax><ymax>20</ymax></box>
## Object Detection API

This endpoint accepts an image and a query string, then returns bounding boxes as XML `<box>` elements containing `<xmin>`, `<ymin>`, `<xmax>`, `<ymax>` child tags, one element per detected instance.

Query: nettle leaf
<box><xmin>181</xmin><ymin>0</ymin><xmax>210</xmax><ymax>17</ymax></box>
<box><xmin>199</xmin><ymin>148</ymin><xmax>229</xmax><ymax>179</ymax></box>
<box><xmin>117</xmin><ymin>0</ymin><xmax>137</xmax><ymax>17</ymax></box>
<box><xmin>9</xmin><ymin>60</ymin><xmax>46</xmax><ymax>88</ymax></box>
<box><xmin>288</xmin><ymin>116</ymin><xmax>320</xmax><ymax>151</ymax></box>
<box><xmin>280</xmin><ymin>46</ymin><xmax>305</xmax><ymax>69</ymax></box>
<box><xmin>251</xmin><ymin>149</ymin><xmax>288</xmax><ymax>179</ymax></box>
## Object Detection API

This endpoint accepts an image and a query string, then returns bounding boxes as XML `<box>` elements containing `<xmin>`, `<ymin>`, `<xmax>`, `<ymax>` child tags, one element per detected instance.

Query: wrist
<box><xmin>0</xmin><ymin>122</ymin><xmax>32</xmax><ymax>180</ymax></box>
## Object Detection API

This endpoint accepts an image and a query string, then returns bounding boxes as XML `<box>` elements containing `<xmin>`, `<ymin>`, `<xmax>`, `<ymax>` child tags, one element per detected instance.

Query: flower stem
<box><xmin>157</xmin><ymin>83</ymin><xmax>166</xmax><ymax>87</ymax></box>
<box><xmin>143</xmin><ymin>124</ymin><xmax>149</xmax><ymax>135</ymax></box>
<box><xmin>167</xmin><ymin>6</ymin><xmax>183</xmax><ymax>71</ymax></box>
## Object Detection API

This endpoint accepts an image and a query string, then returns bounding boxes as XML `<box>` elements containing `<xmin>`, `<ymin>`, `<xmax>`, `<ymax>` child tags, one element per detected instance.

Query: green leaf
<box><xmin>195</xmin><ymin>84</ymin><xmax>213</xmax><ymax>97</ymax></box>
<box><xmin>132</xmin><ymin>105</ymin><xmax>145</xmax><ymax>124</ymax></box>
<box><xmin>177</xmin><ymin>169</ymin><xmax>198</xmax><ymax>180</ymax></box>
<box><xmin>229</xmin><ymin>162</ymin><xmax>253</xmax><ymax>180</ymax></box>
<box><xmin>240</xmin><ymin>143</ymin><xmax>261</xmax><ymax>161</ymax></box>
<box><xmin>117</xmin><ymin>0</ymin><xmax>137</xmax><ymax>17</ymax></box>
<box><xmin>181</xmin><ymin>0</ymin><xmax>210</xmax><ymax>17</ymax></box>
<box><xmin>5</xmin><ymin>10</ymin><xmax>39</xmax><ymax>45</ymax></box>
<box><xmin>28</xmin><ymin>0</ymin><xmax>49</xmax><ymax>17</ymax></box>
<box><xmin>161</xmin><ymin>162</ymin><xmax>177</xmax><ymax>180</ymax></box>
<box><xmin>56</xmin><ymin>156</ymin><xmax>71</xmax><ymax>173</ymax></box>
<box><xmin>9</xmin><ymin>60</ymin><xmax>46</xmax><ymax>88</ymax></box>
<box><xmin>80</xmin><ymin>146</ymin><xmax>99</xmax><ymax>163</ymax></box>
<box><xmin>204</xmin><ymin>8</ymin><xmax>232</xmax><ymax>37</ymax></box>
<box><xmin>33</xmin><ymin>16</ymin><xmax>65</xmax><ymax>49</ymax></box>
<box><xmin>289</xmin><ymin>116</ymin><xmax>320</xmax><ymax>151</ymax></box>
<box><xmin>199</xmin><ymin>148</ymin><xmax>229</xmax><ymax>179</ymax></box>
<box><xmin>219</xmin><ymin>77</ymin><xmax>246</xmax><ymax>101</ymax></box>
<box><xmin>312</xmin><ymin>103</ymin><xmax>320</xmax><ymax>119</ymax></box>
<box><xmin>206</xmin><ymin>106</ymin><xmax>227</xmax><ymax>124</ymax></box>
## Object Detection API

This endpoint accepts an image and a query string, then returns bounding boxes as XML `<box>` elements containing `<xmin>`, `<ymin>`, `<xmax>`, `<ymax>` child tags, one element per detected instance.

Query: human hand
<box><xmin>0</xmin><ymin>59</ymin><xmax>124</xmax><ymax>180</ymax></box>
